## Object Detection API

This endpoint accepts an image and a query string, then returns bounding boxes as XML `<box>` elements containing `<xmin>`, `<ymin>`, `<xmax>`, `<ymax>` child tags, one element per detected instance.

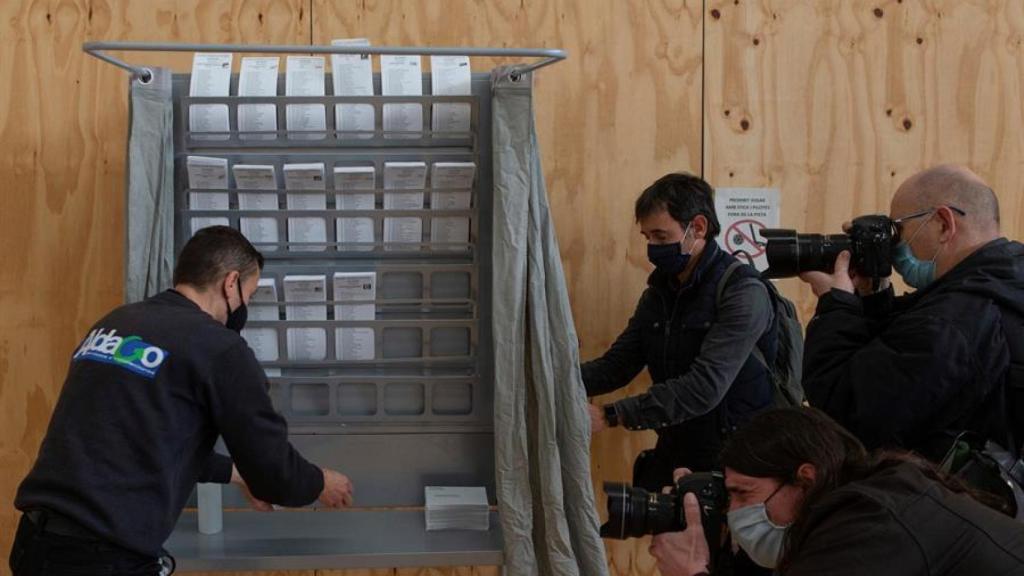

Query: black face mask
<box><xmin>224</xmin><ymin>280</ymin><xmax>248</xmax><ymax>333</ymax></box>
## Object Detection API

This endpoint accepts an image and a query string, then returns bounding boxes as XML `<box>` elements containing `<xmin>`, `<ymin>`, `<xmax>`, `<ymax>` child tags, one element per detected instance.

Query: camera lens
<box><xmin>600</xmin><ymin>482</ymin><xmax>680</xmax><ymax>538</ymax></box>
<box><xmin>762</xmin><ymin>229</ymin><xmax>851</xmax><ymax>278</ymax></box>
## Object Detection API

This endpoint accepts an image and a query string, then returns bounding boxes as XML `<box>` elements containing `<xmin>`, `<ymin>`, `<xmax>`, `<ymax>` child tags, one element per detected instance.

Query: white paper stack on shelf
<box><xmin>331</xmin><ymin>38</ymin><xmax>375</xmax><ymax>139</ymax></box>
<box><xmin>424</xmin><ymin>486</ymin><xmax>489</xmax><ymax>531</ymax></box>
<box><xmin>284</xmin><ymin>275</ymin><xmax>327</xmax><ymax>361</ymax></box>
<box><xmin>383</xmin><ymin>162</ymin><xmax>426</xmax><ymax>250</ymax></box>
<box><xmin>286</xmin><ymin>56</ymin><xmax>326</xmax><ymax>140</ymax></box>
<box><xmin>186</xmin><ymin>156</ymin><xmax>230</xmax><ymax>233</ymax></box>
<box><xmin>233</xmin><ymin>164</ymin><xmax>279</xmax><ymax>251</ymax></box>
<box><xmin>238</xmin><ymin>57</ymin><xmax>279</xmax><ymax>141</ymax></box>
<box><xmin>189</xmin><ymin>53</ymin><xmax>232</xmax><ymax>141</ymax></box>
<box><xmin>241</xmin><ymin>278</ymin><xmax>280</xmax><ymax>362</ymax></box>
<box><xmin>381</xmin><ymin>54</ymin><xmax>423</xmax><ymax>139</ymax></box>
<box><xmin>430</xmin><ymin>162</ymin><xmax>475</xmax><ymax>251</ymax></box>
<box><xmin>333</xmin><ymin>272</ymin><xmax>376</xmax><ymax>361</ymax></box>
<box><xmin>284</xmin><ymin>163</ymin><xmax>327</xmax><ymax>252</ymax></box>
<box><xmin>430</xmin><ymin>55</ymin><xmax>472</xmax><ymax>136</ymax></box>
<box><xmin>334</xmin><ymin>166</ymin><xmax>376</xmax><ymax>251</ymax></box>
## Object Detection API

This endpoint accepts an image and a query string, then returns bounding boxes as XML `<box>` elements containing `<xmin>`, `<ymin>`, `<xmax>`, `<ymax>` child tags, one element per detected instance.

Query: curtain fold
<box><xmin>491</xmin><ymin>67</ymin><xmax>609</xmax><ymax>576</ymax></box>
<box><xmin>125</xmin><ymin>67</ymin><xmax>175</xmax><ymax>303</ymax></box>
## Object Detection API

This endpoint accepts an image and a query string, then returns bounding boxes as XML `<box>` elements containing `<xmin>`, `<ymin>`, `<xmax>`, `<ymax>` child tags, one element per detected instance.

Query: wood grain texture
<box><xmin>312</xmin><ymin>2</ymin><xmax>704</xmax><ymax>574</ymax></box>
<box><xmin>0</xmin><ymin>1</ymin><xmax>309</xmax><ymax>574</ymax></box>
<box><xmin>704</xmin><ymin>0</ymin><xmax>1024</xmax><ymax>320</ymax></box>
<box><xmin>8</xmin><ymin>1</ymin><xmax>1024</xmax><ymax>575</ymax></box>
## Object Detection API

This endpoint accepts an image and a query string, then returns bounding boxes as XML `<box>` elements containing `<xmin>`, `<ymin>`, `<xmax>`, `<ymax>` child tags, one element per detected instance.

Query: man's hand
<box><xmin>798</xmin><ymin>250</ymin><xmax>855</xmax><ymax>297</ymax></box>
<box><xmin>649</xmin><ymin>493</ymin><xmax>711</xmax><ymax>576</ymax></box>
<box><xmin>318</xmin><ymin>468</ymin><xmax>354</xmax><ymax>508</ymax></box>
<box><xmin>230</xmin><ymin>465</ymin><xmax>272</xmax><ymax>511</ymax></box>
<box><xmin>588</xmin><ymin>404</ymin><xmax>608</xmax><ymax>434</ymax></box>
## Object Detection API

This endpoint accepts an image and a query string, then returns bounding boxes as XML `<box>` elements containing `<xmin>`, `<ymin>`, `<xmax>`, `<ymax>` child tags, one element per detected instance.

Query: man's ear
<box><xmin>691</xmin><ymin>214</ymin><xmax>709</xmax><ymax>240</ymax></box>
<box><xmin>223</xmin><ymin>270</ymin><xmax>241</xmax><ymax>294</ymax></box>
<box><xmin>795</xmin><ymin>463</ymin><xmax>817</xmax><ymax>488</ymax></box>
<box><xmin>937</xmin><ymin>206</ymin><xmax>958</xmax><ymax>242</ymax></box>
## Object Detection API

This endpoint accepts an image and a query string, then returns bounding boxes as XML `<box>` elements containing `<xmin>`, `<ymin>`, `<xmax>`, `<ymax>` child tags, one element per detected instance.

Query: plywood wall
<box><xmin>3</xmin><ymin>1</ymin><xmax>1024</xmax><ymax>576</ymax></box>
<box><xmin>704</xmin><ymin>0</ymin><xmax>1024</xmax><ymax>320</ymax></box>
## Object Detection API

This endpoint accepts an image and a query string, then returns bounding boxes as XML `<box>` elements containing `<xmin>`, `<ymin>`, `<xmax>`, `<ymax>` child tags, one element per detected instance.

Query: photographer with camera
<box><xmin>648</xmin><ymin>408</ymin><xmax>1024</xmax><ymax>575</ymax></box>
<box><xmin>792</xmin><ymin>165</ymin><xmax>1024</xmax><ymax>477</ymax></box>
<box><xmin>582</xmin><ymin>173</ymin><xmax>777</xmax><ymax>487</ymax></box>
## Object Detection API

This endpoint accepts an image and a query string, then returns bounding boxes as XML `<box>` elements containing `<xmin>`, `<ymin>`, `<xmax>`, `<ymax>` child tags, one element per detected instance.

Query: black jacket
<box><xmin>785</xmin><ymin>461</ymin><xmax>1024</xmax><ymax>575</ymax></box>
<box><xmin>804</xmin><ymin>238</ymin><xmax>1024</xmax><ymax>460</ymax></box>
<box><xmin>15</xmin><ymin>290</ymin><xmax>323</xmax><ymax>557</ymax></box>
<box><xmin>582</xmin><ymin>242</ymin><xmax>775</xmax><ymax>475</ymax></box>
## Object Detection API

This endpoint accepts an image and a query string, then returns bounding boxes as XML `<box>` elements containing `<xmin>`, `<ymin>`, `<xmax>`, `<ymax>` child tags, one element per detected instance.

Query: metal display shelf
<box><xmin>166</xmin><ymin>510</ymin><xmax>503</xmax><ymax>570</ymax></box>
<box><xmin>85</xmin><ymin>41</ymin><xmax>565</xmax><ymax>571</ymax></box>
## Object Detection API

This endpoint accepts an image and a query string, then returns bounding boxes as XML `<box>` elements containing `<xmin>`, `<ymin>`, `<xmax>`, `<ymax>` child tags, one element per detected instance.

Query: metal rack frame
<box><xmin>83</xmin><ymin>40</ymin><xmax>566</xmax><ymax>570</ymax></box>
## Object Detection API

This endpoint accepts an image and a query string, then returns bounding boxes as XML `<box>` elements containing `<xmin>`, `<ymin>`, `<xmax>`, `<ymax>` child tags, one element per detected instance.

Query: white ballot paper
<box><xmin>189</xmin><ymin>53</ymin><xmax>232</xmax><ymax>140</ymax></box>
<box><xmin>430</xmin><ymin>162</ymin><xmax>475</xmax><ymax>210</ymax></box>
<box><xmin>233</xmin><ymin>164</ymin><xmax>279</xmax><ymax>251</ymax></box>
<box><xmin>187</xmin><ymin>156</ymin><xmax>229</xmax><ymax>234</ymax></box>
<box><xmin>431</xmin><ymin>217</ymin><xmax>470</xmax><ymax>251</ymax></box>
<box><xmin>238</xmin><ymin>57</ymin><xmax>279</xmax><ymax>141</ymax></box>
<box><xmin>384</xmin><ymin>162</ymin><xmax>426</xmax><ymax>249</ymax></box>
<box><xmin>381</xmin><ymin>54</ymin><xmax>423</xmax><ymax>139</ymax></box>
<box><xmin>334</xmin><ymin>166</ymin><xmax>376</xmax><ymax>251</ymax></box>
<box><xmin>241</xmin><ymin>278</ymin><xmax>280</xmax><ymax>362</ymax></box>
<box><xmin>331</xmin><ymin>38</ymin><xmax>375</xmax><ymax>140</ymax></box>
<box><xmin>284</xmin><ymin>275</ymin><xmax>327</xmax><ymax>361</ymax></box>
<box><xmin>430</xmin><ymin>55</ymin><xmax>472</xmax><ymax>136</ymax></box>
<box><xmin>286</xmin><ymin>56</ymin><xmax>326</xmax><ymax>140</ymax></box>
<box><xmin>190</xmin><ymin>217</ymin><xmax>230</xmax><ymax>235</ymax></box>
<box><xmin>333</xmin><ymin>272</ymin><xmax>376</xmax><ymax>361</ymax></box>
<box><xmin>424</xmin><ymin>486</ymin><xmax>489</xmax><ymax>531</ymax></box>
<box><xmin>284</xmin><ymin>163</ymin><xmax>327</xmax><ymax>252</ymax></box>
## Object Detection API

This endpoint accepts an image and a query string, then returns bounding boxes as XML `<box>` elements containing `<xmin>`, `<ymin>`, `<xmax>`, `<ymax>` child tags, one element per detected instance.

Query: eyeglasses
<box><xmin>893</xmin><ymin>205</ymin><xmax>966</xmax><ymax>240</ymax></box>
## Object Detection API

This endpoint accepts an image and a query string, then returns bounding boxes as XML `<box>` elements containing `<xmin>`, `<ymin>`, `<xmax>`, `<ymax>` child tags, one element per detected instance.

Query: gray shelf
<box><xmin>166</xmin><ymin>510</ymin><xmax>503</xmax><ymax>570</ymax></box>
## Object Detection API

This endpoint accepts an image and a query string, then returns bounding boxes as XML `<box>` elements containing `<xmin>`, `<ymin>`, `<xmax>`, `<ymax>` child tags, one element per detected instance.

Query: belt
<box><xmin>26</xmin><ymin>509</ymin><xmax>101</xmax><ymax>541</ymax></box>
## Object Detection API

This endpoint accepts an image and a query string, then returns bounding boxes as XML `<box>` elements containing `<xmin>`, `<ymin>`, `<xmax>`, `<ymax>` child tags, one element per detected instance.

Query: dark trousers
<box><xmin>9</xmin><ymin>513</ymin><xmax>162</xmax><ymax>576</ymax></box>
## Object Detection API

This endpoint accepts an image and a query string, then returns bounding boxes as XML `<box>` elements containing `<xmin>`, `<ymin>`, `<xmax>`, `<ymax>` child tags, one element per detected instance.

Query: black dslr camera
<box><xmin>600</xmin><ymin>472</ymin><xmax>727</xmax><ymax>560</ymax></box>
<box><xmin>761</xmin><ymin>214</ymin><xmax>897</xmax><ymax>280</ymax></box>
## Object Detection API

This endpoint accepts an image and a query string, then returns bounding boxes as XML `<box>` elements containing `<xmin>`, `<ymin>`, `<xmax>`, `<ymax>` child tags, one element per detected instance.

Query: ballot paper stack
<box><xmin>424</xmin><ymin>486</ymin><xmax>489</xmax><ymax>531</ymax></box>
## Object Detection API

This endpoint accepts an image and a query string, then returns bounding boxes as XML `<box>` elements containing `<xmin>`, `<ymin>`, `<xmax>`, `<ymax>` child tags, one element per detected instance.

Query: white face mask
<box><xmin>726</xmin><ymin>484</ymin><xmax>790</xmax><ymax>568</ymax></box>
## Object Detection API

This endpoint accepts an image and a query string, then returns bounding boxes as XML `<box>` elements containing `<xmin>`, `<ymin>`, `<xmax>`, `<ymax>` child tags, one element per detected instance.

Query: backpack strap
<box><xmin>716</xmin><ymin>260</ymin><xmax>770</xmax><ymax>370</ymax></box>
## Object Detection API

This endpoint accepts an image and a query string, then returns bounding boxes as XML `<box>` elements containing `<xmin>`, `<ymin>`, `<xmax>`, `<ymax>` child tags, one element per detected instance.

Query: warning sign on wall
<box><xmin>714</xmin><ymin>188</ymin><xmax>780</xmax><ymax>272</ymax></box>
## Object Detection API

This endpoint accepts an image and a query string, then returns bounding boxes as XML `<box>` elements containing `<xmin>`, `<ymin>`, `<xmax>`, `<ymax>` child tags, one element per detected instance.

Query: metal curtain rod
<box><xmin>82</xmin><ymin>41</ymin><xmax>567</xmax><ymax>83</ymax></box>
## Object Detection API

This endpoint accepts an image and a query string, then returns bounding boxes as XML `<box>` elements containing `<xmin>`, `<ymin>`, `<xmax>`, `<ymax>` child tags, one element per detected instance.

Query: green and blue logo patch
<box><xmin>73</xmin><ymin>328</ymin><xmax>169</xmax><ymax>379</ymax></box>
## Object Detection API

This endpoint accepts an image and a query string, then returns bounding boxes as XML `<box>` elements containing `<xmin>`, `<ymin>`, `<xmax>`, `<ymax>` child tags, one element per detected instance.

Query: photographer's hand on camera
<box><xmin>798</xmin><ymin>250</ymin><xmax>856</xmax><ymax>297</ymax></box>
<box><xmin>650</xmin><ymin>492</ymin><xmax>711</xmax><ymax>576</ymax></box>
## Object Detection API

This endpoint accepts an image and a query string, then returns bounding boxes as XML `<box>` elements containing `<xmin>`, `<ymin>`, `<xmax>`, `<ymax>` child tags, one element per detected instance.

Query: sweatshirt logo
<box><xmin>72</xmin><ymin>328</ymin><xmax>169</xmax><ymax>379</ymax></box>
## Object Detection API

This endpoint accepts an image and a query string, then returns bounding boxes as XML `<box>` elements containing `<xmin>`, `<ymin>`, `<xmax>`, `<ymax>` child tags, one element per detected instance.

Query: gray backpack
<box><xmin>717</xmin><ymin>261</ymin><xmax>805</xmax><ymax>408</ymax></box>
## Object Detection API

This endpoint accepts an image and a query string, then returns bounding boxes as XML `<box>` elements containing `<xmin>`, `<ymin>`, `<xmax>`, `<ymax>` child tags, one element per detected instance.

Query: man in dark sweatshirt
<box><xmin>798</xmin><ymin>165</ymin><xmax>1024</xmax><ymax>467</ymax></box>
<box><xmin>9</xmin><ymin>226</ymin><xmax>353</xmax><ymax>575</ymax></box>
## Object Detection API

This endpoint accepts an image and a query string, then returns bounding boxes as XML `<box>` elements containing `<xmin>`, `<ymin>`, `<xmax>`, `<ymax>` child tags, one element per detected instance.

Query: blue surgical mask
<box><xmin>892</xmin><ymin>241</ymin><xmax>936</xmax><ymax>289</ymax></box>
<box><xmin>726</xmin><ymin>484</ymin><xmax>790</xmax><ymax>569</ymax></box>
<box><xmin>891</xmin><ymin>209</ymin><xmax>942</xmax><ymax>289</ymax></box>
<box><xmin>647</xmin><ymin>223</ymin><xmax>694</xmax><ymax>276</ymax></box>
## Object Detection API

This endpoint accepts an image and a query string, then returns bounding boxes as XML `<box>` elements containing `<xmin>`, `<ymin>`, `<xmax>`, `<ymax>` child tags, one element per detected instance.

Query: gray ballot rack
<box><xmin>84</xmin><ymin>42</ymin><xmax>565</xmax><ymax>571</ymax></box>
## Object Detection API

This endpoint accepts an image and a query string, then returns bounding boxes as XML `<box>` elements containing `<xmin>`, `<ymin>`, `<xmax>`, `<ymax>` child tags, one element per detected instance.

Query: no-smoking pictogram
<box><xmin>726</xmin><ymin>219</ymin><xmax>767</xmax><ymax>258</ymax></box>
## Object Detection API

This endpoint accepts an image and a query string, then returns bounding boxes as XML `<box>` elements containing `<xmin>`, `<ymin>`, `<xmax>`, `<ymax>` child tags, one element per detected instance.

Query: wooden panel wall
<box><xmin>704</xmin><ymin>0</ymin><xmax>1024</xmax><ymax>320</ymax></box>
<box><xmin>3</xmin><ymin>1</ymin><xmax>1024</xmax><ymax>576</ymax></box>
<box><xmin>0</xmin><ymin>0</ymin><xmax>308</xmax><ymax>574</ymax></box>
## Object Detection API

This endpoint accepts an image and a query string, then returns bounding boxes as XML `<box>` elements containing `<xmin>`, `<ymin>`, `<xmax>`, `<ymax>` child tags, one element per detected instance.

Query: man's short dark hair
<box><xmin>173</xmin><ymin>226</ymin><xmax>264</xmax><ymax>288</ymax></box>
<box><xmin>634</xmin><ymin>172</ymin><xmax>721</xmax><ymax>239</ymax></box>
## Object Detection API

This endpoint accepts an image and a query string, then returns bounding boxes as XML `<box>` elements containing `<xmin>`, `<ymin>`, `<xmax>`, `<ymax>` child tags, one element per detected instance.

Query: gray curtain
<box><xmin>125</xmin><ymin>67</ymin><xmax>175</xmax><ymax>303</ymax></box>
<box><xmin>491</xmin><ymin>68</ymin><xmax>609</xmax><ymax>576</ymax></box>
